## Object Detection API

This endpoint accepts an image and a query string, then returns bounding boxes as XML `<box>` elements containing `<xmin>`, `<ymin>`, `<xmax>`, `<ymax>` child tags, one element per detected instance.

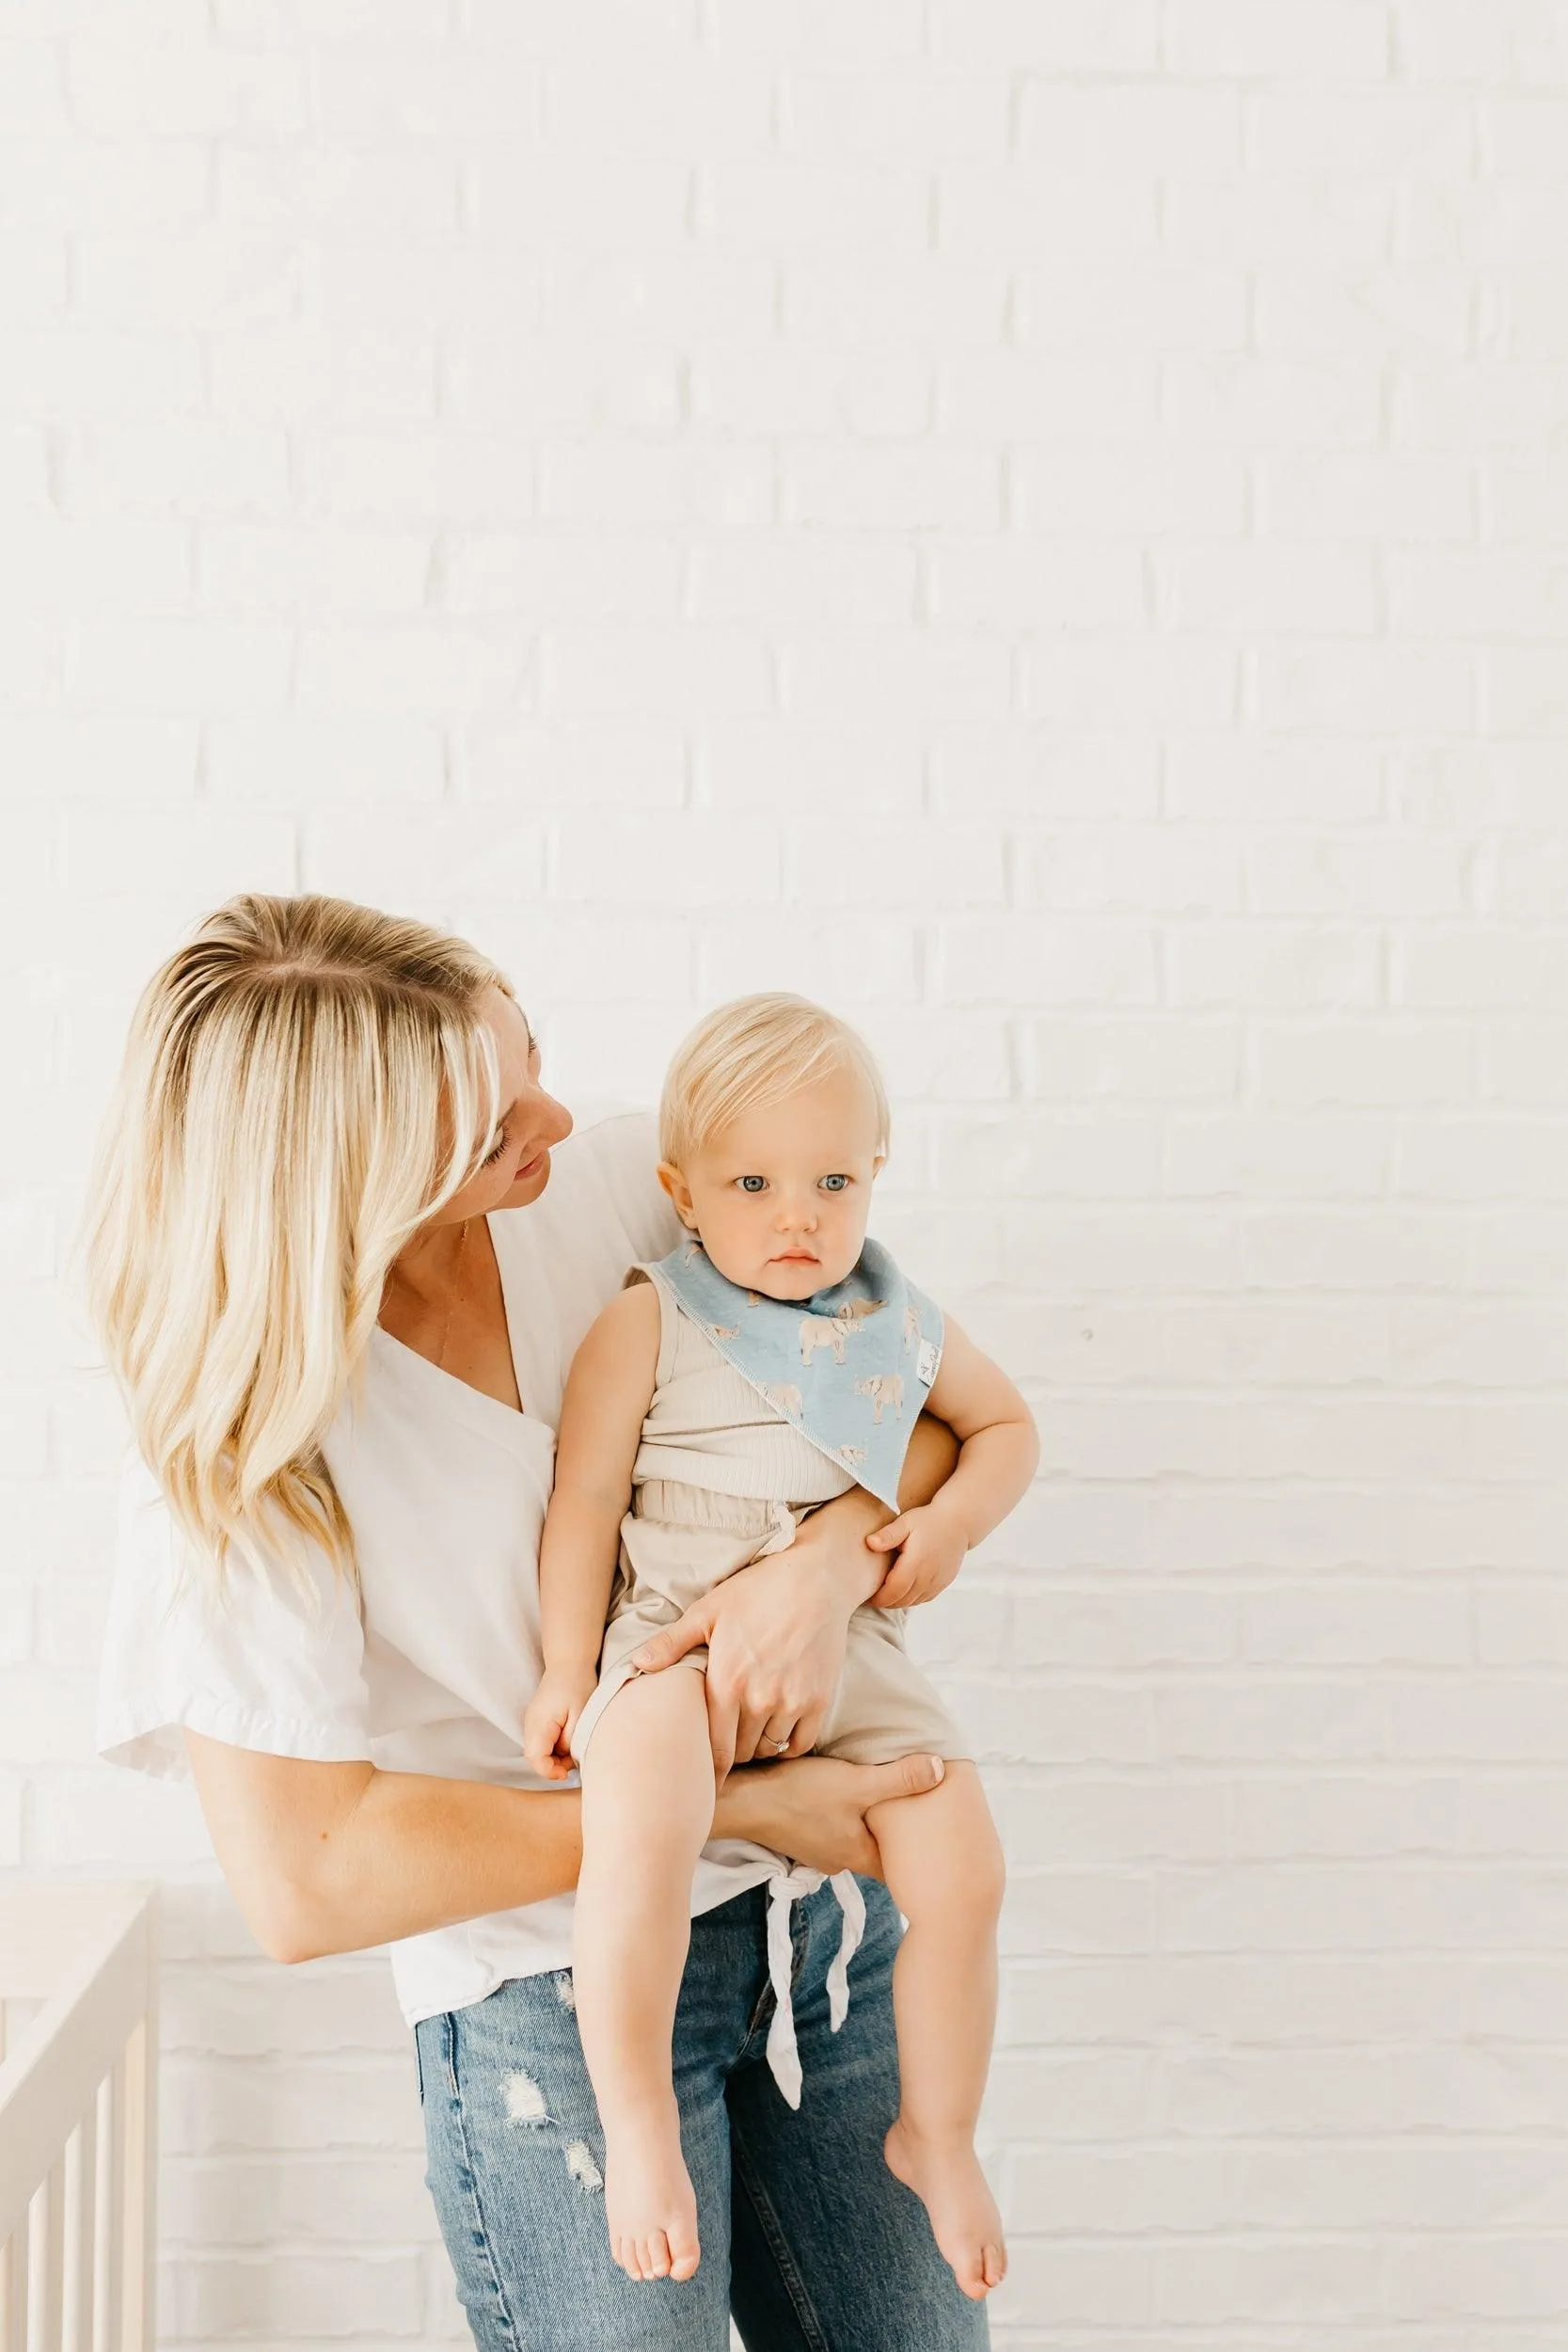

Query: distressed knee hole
<box><xmin>502</xmin><ymin>2069</ymin><xmax>549</xmax><ymax>2126</ymax></box>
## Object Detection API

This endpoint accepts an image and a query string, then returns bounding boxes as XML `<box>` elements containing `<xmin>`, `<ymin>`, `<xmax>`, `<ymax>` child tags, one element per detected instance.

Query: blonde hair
<box><xmin>658</xmin><ymin>993</ymin><xmax>890</xmax><ymax>1168</ymax></box>
<box><xmin>81</xmin><ymin>893</ymin><xmax>515</xmax><ymax>1595</ymax></box>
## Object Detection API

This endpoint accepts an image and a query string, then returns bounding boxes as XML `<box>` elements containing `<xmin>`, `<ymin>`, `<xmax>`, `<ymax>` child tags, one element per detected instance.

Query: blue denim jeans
<box><xmin>416</xmin><ymin>1875</ymin><xmax>990</xmax><ymax>2351</ymax></box>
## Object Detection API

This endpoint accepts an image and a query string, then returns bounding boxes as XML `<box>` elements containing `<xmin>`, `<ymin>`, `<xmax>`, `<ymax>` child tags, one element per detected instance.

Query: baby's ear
<box><xmin>657</xmin><ymin>1159</ymin><xmax>698</xmax><ymax>1223</ymax></box>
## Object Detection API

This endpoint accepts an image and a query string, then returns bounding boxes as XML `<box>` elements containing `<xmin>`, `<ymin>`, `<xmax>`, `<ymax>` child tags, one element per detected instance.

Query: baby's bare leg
<box><xmin>866</xmin><ymin>1760</ymin><xmax>1007</xmax><ymax>2301</ymax></box>
<box><xmin>576</xmin><ymin>1666</ymin><xmax>717</xmax><ymax>2285</ymax></box>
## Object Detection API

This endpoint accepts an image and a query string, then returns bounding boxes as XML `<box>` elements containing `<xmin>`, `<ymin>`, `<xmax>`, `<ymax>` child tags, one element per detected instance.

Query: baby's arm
<box><xmin>522</xmin><ymin>1279</ymin><xmax>660</xmax><ymax>1779</ymax></box>
<box><xmin>865</xmin><ymin>1316</ymin><xmax>1038</xmax><ymax>1608</ymax></box>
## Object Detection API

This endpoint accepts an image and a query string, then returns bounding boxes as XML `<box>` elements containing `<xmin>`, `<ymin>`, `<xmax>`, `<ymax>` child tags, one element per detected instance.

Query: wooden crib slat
<box><xmin>1</xmin><ymin>2219</ymin><xmax>28</xmax><ymax>2352</ymax></box>
<box><xmin>118</xmin><ymin>2023</ymin><xmax>151</xmax><ymax>2352</ymax></box>
<box><xmin>24</xmin><ymin>2161</ymin><xmax>63</xmax><ymax>2352</ymax></box>
<box><xmin>89</xmin><ymin>2075</ymin><xmax>119</xmax><ymax>2352</ymax></box>
<box><xmin>61</xmin><ymin>2111</ymin><xmax>94</xmax><ymax>2352</ymax></box>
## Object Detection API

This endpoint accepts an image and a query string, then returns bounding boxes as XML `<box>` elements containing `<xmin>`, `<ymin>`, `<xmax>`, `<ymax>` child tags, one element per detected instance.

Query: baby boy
<box><xmin>524</xmin><ymin>993</ymin><xmax>1038</xmax><ymax>2300</ymax></box>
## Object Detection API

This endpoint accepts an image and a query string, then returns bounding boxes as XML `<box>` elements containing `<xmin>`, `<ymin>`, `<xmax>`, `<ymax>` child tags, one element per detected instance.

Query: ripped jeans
<box><xmin>415</xmin><ymin>1874</ymin><xmax>990</xmax><ymax>2352</ymax></box>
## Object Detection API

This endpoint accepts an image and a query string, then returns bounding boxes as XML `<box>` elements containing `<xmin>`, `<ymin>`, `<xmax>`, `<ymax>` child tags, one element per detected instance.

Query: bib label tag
<box><xmin>916</xmin><ymin>1337</ymin><xmax>941</xmax><ymax>1387</ymax></box>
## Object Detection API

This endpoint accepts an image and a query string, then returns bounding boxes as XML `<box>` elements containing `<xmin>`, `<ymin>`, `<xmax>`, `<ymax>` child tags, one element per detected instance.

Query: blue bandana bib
<box><xmin>646</xmin><ymin>1234</ymin><xmax>943</xmax><ymax>1510</ymax></box>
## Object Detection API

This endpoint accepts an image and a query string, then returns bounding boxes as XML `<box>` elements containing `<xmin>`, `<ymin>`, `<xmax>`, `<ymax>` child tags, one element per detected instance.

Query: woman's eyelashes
<box><xmin>481</xmin><ymin>1127</ymin><xmax>510</xmax><ymax>1167</ymax></box>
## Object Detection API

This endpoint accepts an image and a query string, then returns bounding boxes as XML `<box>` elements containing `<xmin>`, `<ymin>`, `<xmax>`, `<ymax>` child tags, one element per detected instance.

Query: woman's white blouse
<box><xmin>95</xmin><ymin>1109</ymin><xmax>781</xmax><ymax>2026</ymax></box>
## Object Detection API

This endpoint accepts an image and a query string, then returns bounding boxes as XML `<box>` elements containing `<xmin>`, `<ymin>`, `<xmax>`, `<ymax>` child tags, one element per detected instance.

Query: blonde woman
<box><xmin>86</xmin><ymin>895</ymin><xmax>989</xmax><ymax>2352</ymax></box>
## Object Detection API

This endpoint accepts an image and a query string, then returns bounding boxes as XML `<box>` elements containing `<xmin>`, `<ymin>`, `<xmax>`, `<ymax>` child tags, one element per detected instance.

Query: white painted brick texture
<box><xmin>1</xmin><ymin>1</ymin><xmax>1565</xmax><ymax>2344</ymax></box>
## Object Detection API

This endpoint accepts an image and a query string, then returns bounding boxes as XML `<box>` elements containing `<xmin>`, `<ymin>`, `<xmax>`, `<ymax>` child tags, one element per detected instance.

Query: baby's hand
<box><xmin>523</xmin><ymin>1666</ymin><xmax>596</xmax><ymax>1780</ymax></box>
<box><xmin>863</xmin><ymin>1498</ymin><xmax>969</xmax><ymax>1608</ymax></box>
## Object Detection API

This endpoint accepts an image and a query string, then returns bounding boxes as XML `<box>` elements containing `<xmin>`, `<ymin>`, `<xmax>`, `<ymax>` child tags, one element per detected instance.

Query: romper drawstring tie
<box><xmin>761</xmin><ymin>1864</ymin><xmax>866</xmax><ymax>2108</ymax></box>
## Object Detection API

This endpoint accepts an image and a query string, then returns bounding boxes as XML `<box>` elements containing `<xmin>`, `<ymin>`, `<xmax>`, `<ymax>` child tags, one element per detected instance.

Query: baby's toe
<box><xmin>669</xmin><ymin>2229</ymin><xmax>701</xmax><ymax>2283</ymax></box>
<box><xmin>642</xmin><ymin>2232</ymin><xmax>672</xmax><ymax>2280</ymax></box>
<box><xmin>955</xmin><ymin>2253</ymin><xmax>990</xmax><ymax>2301</ymax></box>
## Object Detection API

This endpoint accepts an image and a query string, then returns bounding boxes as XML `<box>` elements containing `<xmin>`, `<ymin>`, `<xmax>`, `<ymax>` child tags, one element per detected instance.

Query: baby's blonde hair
<box><xmin>658</xmin><ymin>993</ymin><xmax>890</xmax><ymax>1168</ymax></box>
<box><xmin>81</xmin><ymin>893</ymin><xmax>514</xmax><ymax>1597</ymax></box>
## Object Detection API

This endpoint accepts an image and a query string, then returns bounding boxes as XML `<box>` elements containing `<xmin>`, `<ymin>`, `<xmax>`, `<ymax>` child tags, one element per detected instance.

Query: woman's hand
<box><xmin>715</xmin><ymin>1750</ymin><xmax>946</xmax><ymax>1880</ymax></box>
<box><xmin>523</xmin><ymin>1664</ymin><xmax>596</xmax><ymax>1781</ymax></box>
<box><xmin>627</xmin><ymin>1544</ymin><xmax>862</xmax><ymax>1780</ymax></box>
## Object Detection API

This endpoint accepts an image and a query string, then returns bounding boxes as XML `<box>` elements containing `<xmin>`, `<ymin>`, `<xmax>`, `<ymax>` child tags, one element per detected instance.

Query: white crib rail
<box><xmin>0</xmin><ymin>1887</ymin><xmax>158</xmax><ymax>2352</ymax></box>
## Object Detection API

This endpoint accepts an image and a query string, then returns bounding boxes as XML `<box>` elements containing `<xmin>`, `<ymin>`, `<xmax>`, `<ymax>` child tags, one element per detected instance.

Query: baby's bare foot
<box><xmin>604</xmin><ymin>2103</ymin><xmax>701</xmax><ymax>2284</ymax></box>
<box><xmin>884</xmin><ymin>2117</ymin><xmax>1006</xmax><ymax>2301</ymax></box>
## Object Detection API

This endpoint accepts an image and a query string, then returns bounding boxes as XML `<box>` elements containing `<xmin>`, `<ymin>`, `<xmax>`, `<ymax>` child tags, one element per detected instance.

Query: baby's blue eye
<box><xmin>736</xmin><ymin>1174</ymin><xmax>768</xmax><ymax>1194</ymax></box>
<box><xmin>820</xmin><ymin>1174</ymin><xmax>849</xmax><ymax>1192</ymax></box>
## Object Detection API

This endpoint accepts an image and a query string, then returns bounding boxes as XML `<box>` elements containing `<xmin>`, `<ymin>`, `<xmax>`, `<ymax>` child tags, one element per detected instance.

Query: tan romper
<box><xmin>568</xmin><ymin>1264</ymin><xmax>970</xmax><ymax>1768</ymax></box>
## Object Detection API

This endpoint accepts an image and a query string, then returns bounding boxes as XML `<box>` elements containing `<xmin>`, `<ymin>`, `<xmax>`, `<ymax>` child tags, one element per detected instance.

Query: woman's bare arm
<box><xmin>183</xmin><ymin>1736</ymin><xmax>585</xmax><ymax>1963</ymax></box>
<box><xmin>183</xmin><ymin>1728</ymin><xmax>945</xmax><ymax>1963</ymax></box>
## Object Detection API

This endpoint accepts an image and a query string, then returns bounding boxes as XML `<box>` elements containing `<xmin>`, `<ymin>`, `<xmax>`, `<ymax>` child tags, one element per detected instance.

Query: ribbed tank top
<box><xmin>625</xmin><ymin>1263</ymin><xmax>854</xmax><ymax>1505</ymax></box>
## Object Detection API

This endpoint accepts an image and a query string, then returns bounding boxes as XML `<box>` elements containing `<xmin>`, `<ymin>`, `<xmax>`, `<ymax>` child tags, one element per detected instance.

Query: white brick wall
<box><xmin>2</xmin><ymin>0</ymin><xmax>1565</xmax><ymax>2342</ymax></box>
